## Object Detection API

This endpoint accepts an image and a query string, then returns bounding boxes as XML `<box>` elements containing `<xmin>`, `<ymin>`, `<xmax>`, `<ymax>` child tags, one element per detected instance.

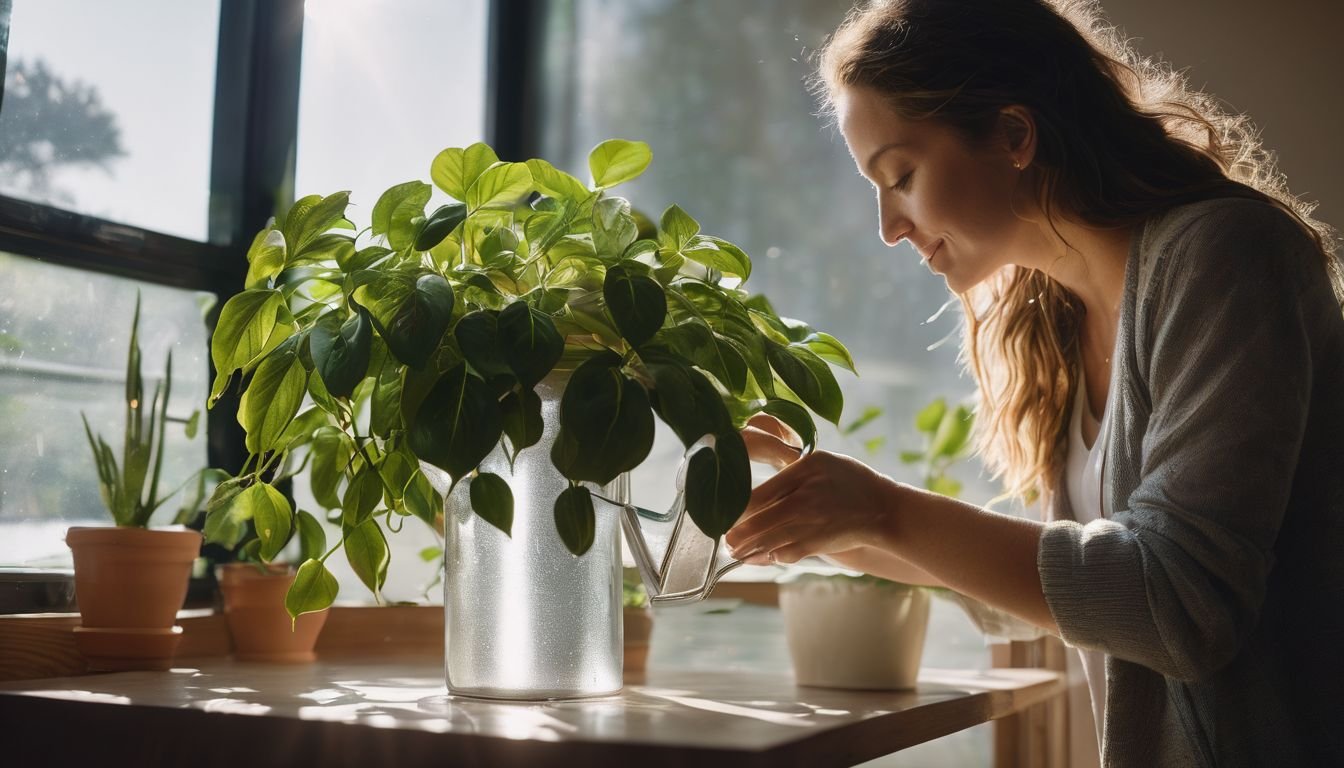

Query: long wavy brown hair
<box><xmin>814</xmin><ymin>0</ymin><xmax>1342</xmax><ymax>504</ymax></box>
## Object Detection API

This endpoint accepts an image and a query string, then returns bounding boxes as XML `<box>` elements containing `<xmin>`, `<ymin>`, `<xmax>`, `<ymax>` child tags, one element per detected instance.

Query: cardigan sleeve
<box><xmin>1037</xmin><ymin>201</ymin><xmax>1327</xmax><ymax>682</ymax></box>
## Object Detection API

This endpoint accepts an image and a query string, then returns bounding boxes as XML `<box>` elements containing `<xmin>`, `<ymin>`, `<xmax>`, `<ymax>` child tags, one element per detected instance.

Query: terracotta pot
<box><xmin>780</xmin><ymin>575</ymin><xmax>930</xmax><ymax>690</ymax></box>
<box><xmin>216</xmin><ymin>563</ymin><xmax>328</xmax><ymax>662</ymax></box>
<box><xmin>623</xmin><ymin>605</ymin><xmax>653</xmax><ymax>672</ymax></box>
<box><xmin>65</xmin><ymin>526</ymin><xmax>202</xmax><ymax>671</ymax></box>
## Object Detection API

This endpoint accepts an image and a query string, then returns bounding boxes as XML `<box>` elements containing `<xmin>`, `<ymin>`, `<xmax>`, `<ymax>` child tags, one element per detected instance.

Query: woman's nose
<box><xmin>878</xmin><ymin>203</ymin><xmax>911</xmax><ymax>248</ymax></box>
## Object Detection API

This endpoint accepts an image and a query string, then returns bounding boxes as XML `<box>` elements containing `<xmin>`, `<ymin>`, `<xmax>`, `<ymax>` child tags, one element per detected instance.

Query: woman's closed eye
<box><xmin>892</xmin><ymin>170</ymin><xmax>914</xmax><ymax>191</ymax></box>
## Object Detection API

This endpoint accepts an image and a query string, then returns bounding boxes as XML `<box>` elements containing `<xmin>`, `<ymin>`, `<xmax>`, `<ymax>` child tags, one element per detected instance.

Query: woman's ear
<box><xmin>998</xmin><ymin>105</ymin><xmax>1037</xmax><ymax>169</ymax></box>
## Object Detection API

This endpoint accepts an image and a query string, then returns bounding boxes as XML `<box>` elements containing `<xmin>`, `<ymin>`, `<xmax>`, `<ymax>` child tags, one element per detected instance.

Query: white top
<box><xmin>1065</xmin><ymin>363</ymin><xmax>1114</xmax><ymax>760</ymax></box>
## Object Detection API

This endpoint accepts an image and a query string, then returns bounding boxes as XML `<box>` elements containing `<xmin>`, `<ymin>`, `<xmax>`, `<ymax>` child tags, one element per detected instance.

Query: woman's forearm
<box><xmin>878</xmin><ymin>485</ymin><xmax>1058</xmax><ymax>633</ymax></box>
<box><xmin>824</xmin><ymin>546</ymin><xmax>947</xmax><ymax>587</ymax></box>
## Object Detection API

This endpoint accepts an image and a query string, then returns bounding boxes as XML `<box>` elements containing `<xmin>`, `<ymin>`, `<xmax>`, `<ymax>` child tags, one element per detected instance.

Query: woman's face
<box><xmin>836</xmin><ymin>86</ymin><xmax>1031</xmax><ymax>293</ymax></box>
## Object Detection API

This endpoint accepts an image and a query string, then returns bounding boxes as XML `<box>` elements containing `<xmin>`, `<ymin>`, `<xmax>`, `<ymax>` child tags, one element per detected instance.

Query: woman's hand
<box><xmin>740</xmin><ymin>413</ymin><xmax>804</xmax><ymax>470</ymax></box>
<box><xmin>724</xmin><ymin>449</ymin><xmax>903</xmax><ymax>566</ymax></box>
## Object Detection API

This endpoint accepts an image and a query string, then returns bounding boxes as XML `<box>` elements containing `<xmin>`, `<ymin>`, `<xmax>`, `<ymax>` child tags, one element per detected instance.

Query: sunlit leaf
<box><xmin>588</xmin><ymin>139</ymin><xmax>652</xmax><ymax>188</ymax></box>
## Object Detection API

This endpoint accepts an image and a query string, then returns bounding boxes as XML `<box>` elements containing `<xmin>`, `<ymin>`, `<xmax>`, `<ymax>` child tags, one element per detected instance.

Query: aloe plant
<box><xmin>206</xmin><ymin>139</ymin><xmax>854</xmax><ymax>619</ymax></box>
<box><xmin>82</xmin><ymin>296</ymin><xmax>199</xmax><ymax>527</ymax></box>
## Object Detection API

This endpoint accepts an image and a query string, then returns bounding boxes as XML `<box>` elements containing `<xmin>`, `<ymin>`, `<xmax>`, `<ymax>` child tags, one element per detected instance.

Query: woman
<box><xmin>723</xmin><ymin>1</ymin><xmax>1344</xmax><ymax>765</ymax></box>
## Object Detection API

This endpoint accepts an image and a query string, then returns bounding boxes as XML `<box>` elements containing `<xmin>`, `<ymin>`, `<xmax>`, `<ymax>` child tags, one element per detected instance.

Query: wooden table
<box><xmin>0</xmin><ymin>601</ymin><xmax>1062</xmax><ymax>767</ymax></box>
<box><xmin>0</xmin><ymin>660</ymin><xmax>1058</xmax><ymax>767</ymax></box>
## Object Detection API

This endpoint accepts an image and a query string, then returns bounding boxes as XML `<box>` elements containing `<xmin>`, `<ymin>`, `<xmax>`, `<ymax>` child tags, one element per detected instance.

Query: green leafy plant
<box><xmin>899</xmin><ymin>397</ymin><xmax>975</xmax><ymax>498</ymax></box>
<box><xmin>82</xmin><ymin>296</ymin><xmax>201</xmax><ymax>527</ymax></box>
<box><xmin>205</xmin><ymin>139</ymin><xmax>854</xmax><ymax>620</ymax></box>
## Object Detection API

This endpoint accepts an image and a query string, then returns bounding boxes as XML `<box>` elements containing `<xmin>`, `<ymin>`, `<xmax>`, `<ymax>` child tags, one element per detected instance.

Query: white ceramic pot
<box><xmin>780</xmin><ymin>574</ymin><xmax>930</xmax><ymax>690</ymax></box>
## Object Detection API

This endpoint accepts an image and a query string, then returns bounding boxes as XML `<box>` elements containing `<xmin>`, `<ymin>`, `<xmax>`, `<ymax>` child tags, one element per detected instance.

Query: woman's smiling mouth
<box><xmin>920</xmin><ymin>239</ymin><xmax>943</xmax><ymax>268</ymax></box>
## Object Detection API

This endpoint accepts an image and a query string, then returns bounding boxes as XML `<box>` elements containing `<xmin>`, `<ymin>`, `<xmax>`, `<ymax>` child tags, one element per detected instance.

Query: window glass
<box><xmin>292</xmin><ymin>0</ymin><xmax>489</xmax><ymax>601</ymax></box>
<box><xmin>536</xmin><ymin>2</ymin><xmax>998</xmax><ymax>762</ymax></box>
<box><xmin>0</xmin><ymin>252</ymin><xmax>213</xmax><ymax>569</ymax></box>
<box><xmin>0</xmin><ymin>1</ymin><xmax>220</xmax><ymax>240</ymax></box>
<box><xmin>295</xmin><ymin>0</ymin><xmax>490</xmax><ymax>220</ymax></box>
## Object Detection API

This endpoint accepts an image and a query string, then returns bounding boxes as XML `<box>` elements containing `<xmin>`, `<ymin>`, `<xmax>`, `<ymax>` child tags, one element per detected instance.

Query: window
<box><xmin>0</xmin><ymin>0</ymin><xmax>221</xmax><ymax>241</ymax></box>
<box><xmin>0</xmin><ymin>252</ymin><xmax>212</xmax><ymax>569</ymax></box>
<box><xmin>295</xmin><ymin>0</ymin><xmax>490</xmax><ymax>222</ymax></box>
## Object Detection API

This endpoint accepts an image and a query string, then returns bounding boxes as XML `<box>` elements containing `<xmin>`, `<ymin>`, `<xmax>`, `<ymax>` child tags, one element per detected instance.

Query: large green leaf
<box><xmin>343</xmin><ymin>518</ymin><xmax>390</xmax><ymax>598</ymax></box>
<box><xmin>285</xmin><ymin>191</ymin><xmax>350</xmax><ymax>257</ymax></box>
<box><xmin>654</xmin><ymin>323</ymin><xmax>747</xmax><ymax>396</ymax></box>
<box><xmin>390</xmin><ymin>187</ymin><xmax>433</xmax><ymax>252</ymax></box>
<box><xmin>642</xmin><ymin>353</ymin><xmax>732</xmax><ymax>449</ymax></box>
<box><xmin>431</xmin><ymin>143</ymin><xmax>500</xmax><ymax>201</ymax></box>
<box><xmin>209</xmin><ymin>289</ymin><xmax>293</xmax><ymax>403</ymax></box>
<box><xmin>683</xmin><ymin>432</ymin><xmax>752</xmax><ymax>539</ymax></box>
<box><xmin>765</xmin><ymin>341</ymin><xmax>844</xmax><ymax>425</ymax></box>
<box><xmin>800</xmin><ymin>332</ymin><xmax>857</xmax><ymax>375</ymax></box>
<box><xmin>658</xmin><ymin>204</ymin><xmax>699</xmax><ymax>252</ymax></box>
<box><xmin>524</xmin><ymin>158</ymin><xmax>589</xmax><ymax>200</ymax></box>
<box><xmin>454</xmin><ymin>310</ymin><xmax>512</xmax><ymax>378</ymax></box>
<box><xmin>470</xmin><ymin>472</ymin><xmax>514</xmax><ymax>537</ymax></box>
<box><xmin>355</xmin><ymin>273</ymin><xmax>455</xmax><ymax>369</ymax></box>
<box><xmin>588</xmin><ymin>139</ymin><xmax>652</xmax><ymax>189</ymax></box>
<box><xmin>603</xmin><ymin>264</ymin><xmax>666</xmax><ymax>348</ymax></box>
<box><xmin>367</xmin><ymin>355</ymin><xmax>404</xmax><ymax>438</ymax></box>
<box><xmin>681</xmin><ymin>235</ymin><xmax>752</xmax><ymax>280</ymax></box>
<box><xmin>341</xmin><ymin>464</ymin><xmax>383</xmax><ymax>528</ymax></box>
<box><xmin>496</xmin><ymin>301</ymin><xmax>564</xmax><ymax>389</ymax></box>
<box><xmin>523</xmin><ymin>200</ymin><xmax>580</xmax><ymax>259</ymax></box>
<box><xmin>286</xmin><ymin>559</ymin><xmax>340</xmax><ymax>621</ymax></box>
<box><xmin>239</xmin><ymin>347</ymin><xmax>308</xmax><ymax>455</ymax></box>
<box><xmin>591</xmin><ymin>197</ymin><xmax>637</xmax><ymax>258</ymax></box>
<box><xmin>243</xmin><ymin>228</ymin><xmax>286</xmax><ymax>289</ymax></box>
<box><xmin>290</xmin><ymin>232</ymin><xmax>355</xmax><ymax>268</ymax></box>
<box><xmin>308</xmin><ymin>310</ymin><xmax>371</xmax><ymax>399</ymax></box>
<box><xmin>398</xmin><ymin>332</ymin><xmax>464</xmax><ymax>425</ymax></box>
<box><xmin>551</xmin><ymin>352</ymin><xmax>654</xmax><ymax>485</ymax></box>
<box><xmin>371</xmin><ymin>181</ymin><xmax>431</xmax><ymax>239</ymax></box>
<box><xmin>406</xmin><ymin>362</ymin><xmax>503</xmax><ymax>490</ymax></box>
<box><xmin>553</xmin><ymin>485</ymin><xmax>596</xmax><ymax>556</ymax></box>
<box><xmin>377</xmin><ymin>449</ymin><xmax>416</xmax><ymax>509</ymax></box>
<box><xmin>234</xmin><ymin>482</ymin><xmax>293</xmax><ymax>563</ymax></box>
<box><xmin>309</xmin><ymin>426</ymin><xmax>353</xmax><ymax>510</ymax></box>
<box><xmin>202</xmin><ymin>477</ymin><xmax>248</xmax><ymax>549</ymax></box>
<box><xmin>401</xmin><ymin>470</ymin><xmax>442</xmax><ymax>528</ymax></box>
<box><xmin>414</xmin><ymin>203</ymin><xmax>468</xmax><ymax>252</ymax></box>
<box><xmin>671</xmin><ymin>291</ymin><xmax>770</xmax><ymax>397</ymax></box>
<box><xmin>466</xmin><ymin>162</ymin><xmax>533</xmax><ymax>212</ymax></box>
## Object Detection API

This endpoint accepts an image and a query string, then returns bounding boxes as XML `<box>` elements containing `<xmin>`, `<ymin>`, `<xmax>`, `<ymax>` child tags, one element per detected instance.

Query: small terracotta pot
<box><xmin>216</xmin><ymin>563</ymin><xmax>328</xmax><ymax>662</ymax></box>
<box><xmin>780</xmin><ymin>576</ymin><xmax>931</xmax><ymax>690</ymax></box>
<box><xmin>65</xmin><ymin>526</ymin><xmax>202</xmax><ymax>671</ymax></box>
<box><xmin>623</xmin><ymin>605</ymin><xmax>653</xmax><ymax>672</ymax></box>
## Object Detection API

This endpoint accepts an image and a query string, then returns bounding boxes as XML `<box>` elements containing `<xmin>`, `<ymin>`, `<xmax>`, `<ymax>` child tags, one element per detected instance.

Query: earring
<box><xmin>1012</xmin><ymin>160</ymin><xmax>1022</xmax><ymax>170</ymax></box>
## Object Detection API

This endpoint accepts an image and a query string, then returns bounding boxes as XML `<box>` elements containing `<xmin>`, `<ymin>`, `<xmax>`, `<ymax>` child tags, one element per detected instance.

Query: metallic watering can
<box><xmin>595</xmin><ymin>441</ymin><xmax>746</xmax><ymax>604</ymax></box>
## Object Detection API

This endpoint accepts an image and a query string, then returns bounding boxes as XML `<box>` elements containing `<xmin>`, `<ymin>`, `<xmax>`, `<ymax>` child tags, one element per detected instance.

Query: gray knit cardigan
<box><xmin>961</xmin><ymin>197</ymin><xmax>1344</xmax><ymax>766</ymax></box>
